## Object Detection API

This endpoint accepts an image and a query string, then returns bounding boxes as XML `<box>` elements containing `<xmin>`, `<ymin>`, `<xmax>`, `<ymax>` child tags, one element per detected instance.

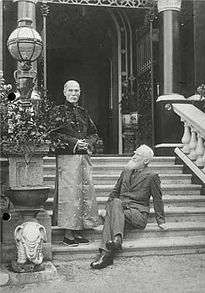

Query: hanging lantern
<box><xmin>7</xmin><ymin>19</ymin><xmax>43</xmax><ymax>64</ymax></box>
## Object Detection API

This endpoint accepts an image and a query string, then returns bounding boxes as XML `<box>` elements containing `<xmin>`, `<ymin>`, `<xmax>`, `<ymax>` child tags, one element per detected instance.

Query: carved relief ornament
<box><xmin>157</xmin><ymin>0</ymin><xmax>181</xmax><ymax>13</ymax></box>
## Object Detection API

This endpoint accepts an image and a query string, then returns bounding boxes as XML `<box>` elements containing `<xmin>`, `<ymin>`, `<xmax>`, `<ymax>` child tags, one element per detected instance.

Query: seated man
<box><xmin>90</xmin><ymin>144</ymin><xmax>168</xmax><ymax>269</ymax></box>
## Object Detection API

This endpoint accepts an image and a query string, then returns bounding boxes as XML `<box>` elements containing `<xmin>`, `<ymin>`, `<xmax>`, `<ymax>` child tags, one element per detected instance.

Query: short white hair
<box><xmin>63</xmin><ymin>80</ymin><xmax>80</xmax><ymax>93</ymax></box>
<box><xmin>134</xmin><ymin>144</ymin><xmax>154</xmax><ymax>162</ymax></box>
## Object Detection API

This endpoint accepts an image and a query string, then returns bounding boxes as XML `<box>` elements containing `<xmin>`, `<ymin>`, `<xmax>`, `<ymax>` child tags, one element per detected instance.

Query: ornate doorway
<box><xmin>39</xmin><ymin>6</ymin><xmax>118</xmax><ymax>153</ymax></box>
<box><xmin>36</xmin><ymin>1</ymin><xmax>154</xmax><ymax>153</ymax></box>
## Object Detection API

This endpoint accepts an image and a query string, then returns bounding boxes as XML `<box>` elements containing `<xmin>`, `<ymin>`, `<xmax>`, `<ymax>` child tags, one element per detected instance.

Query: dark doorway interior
<box><xmin>44</xmin><ymin>5</ymin><xmax>117</xmax><ymax>153</ymax></box>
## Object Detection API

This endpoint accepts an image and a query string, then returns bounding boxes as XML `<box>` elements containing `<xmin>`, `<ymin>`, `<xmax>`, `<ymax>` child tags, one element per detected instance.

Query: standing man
<box><xmin>90</xmin><ymin>144</ymin><xmax>168</xmax><ymax>269</ymax></box>
<box><xmin>52</xmin><ymin>80</ymin><xmax>100</xmax><ymax>246</ymax></box>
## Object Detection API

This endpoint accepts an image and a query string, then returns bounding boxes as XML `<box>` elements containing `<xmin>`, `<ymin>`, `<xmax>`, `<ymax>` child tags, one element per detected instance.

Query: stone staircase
<box><xmin>43</xmin><ymin>156</ymin><xmax>205</xmax><ymax>261</ymax></box>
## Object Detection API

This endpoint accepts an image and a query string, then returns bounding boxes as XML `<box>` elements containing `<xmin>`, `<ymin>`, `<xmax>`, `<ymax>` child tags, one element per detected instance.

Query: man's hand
<box><xmin>158</xmin><ymin>223</ymin><xmax>169</xmax><ymax>231</ymax></box>
<box><xmin>77</xmin><ymin>139</ymin><xmax>88</xmax><ymax>149</ymax></box>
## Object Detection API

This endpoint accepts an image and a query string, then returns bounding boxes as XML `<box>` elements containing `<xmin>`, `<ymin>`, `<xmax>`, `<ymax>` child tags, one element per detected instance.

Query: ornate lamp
<box><xmin>7</xmin><ymin>19</ymin><xmax>43</xmax><ymax>100</ymax></box>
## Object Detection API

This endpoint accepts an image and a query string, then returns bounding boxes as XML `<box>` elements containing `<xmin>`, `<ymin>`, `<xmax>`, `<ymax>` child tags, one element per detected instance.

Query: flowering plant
<box><xmin>0</xmin><ymin>90</ymin><xmax>56</xmax><ymax>164</ymax></box>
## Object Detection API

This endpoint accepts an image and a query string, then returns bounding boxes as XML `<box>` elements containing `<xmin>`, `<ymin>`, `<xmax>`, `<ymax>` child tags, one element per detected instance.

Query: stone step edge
<box><xmin>43</xmin><ymin>180</ymin><xmax>201</xmax><ymax>189</ymax></box>
<box><xmin>94</xmin><ymin>184</ymin><xmax>202</xmax><ymax>190</ymax></box>
<box><xmin>43</xmin><ymin>156</ymin><xmax>176</xmax><ymax>161</ymax></box>
<box><xmin>52</xmin><ymin>221</ymin><xmax>205</xmax><ymax>234</ymax></box>
<box><xmin>52</xmin><ymin>235</ymin><xmax>205</xmax><ymax>254</ymax></box>
<box><xmin>91</xmin><ymin>174</ymin><xmax>192</xmax><ymax>179</ymax></box>
<box><xmin>46</xmin><ymin>195</ymin><xmax>205</xmax><ymax>204</ymax></box>
<box><xmin>43</xmin><ymin>164</ymin><xmax>181</xmax><ymax>169</ymax></box>
<box><xmin>43</xmin><ymin>173</ymin><xmax>192</xmax><ymax>179</ymax></box>
<box><xmin>47</xmin><ymin>206</ymin><xmax>205</xmax><ymax>217</ymax></box>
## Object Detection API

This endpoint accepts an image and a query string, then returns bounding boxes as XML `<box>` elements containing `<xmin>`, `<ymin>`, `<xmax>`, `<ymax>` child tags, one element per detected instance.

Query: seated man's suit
<box><xmin>100</xmin><ymin>166</ymin><xmax>165</xmax><ymax>251</ymax></box>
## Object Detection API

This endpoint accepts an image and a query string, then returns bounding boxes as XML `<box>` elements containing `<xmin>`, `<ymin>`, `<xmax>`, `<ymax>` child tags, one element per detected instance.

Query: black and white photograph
<box><xmin>0</xmin><ymin>0</ymin><xmax>205</xmax><ymax>292</ymax></box>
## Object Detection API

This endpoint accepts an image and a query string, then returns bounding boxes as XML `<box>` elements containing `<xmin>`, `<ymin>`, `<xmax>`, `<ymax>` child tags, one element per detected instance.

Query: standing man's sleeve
<box><xmin>150</xmin><ymin>174</ymin><xmax>165</xmax><ymax>225</ymax></box>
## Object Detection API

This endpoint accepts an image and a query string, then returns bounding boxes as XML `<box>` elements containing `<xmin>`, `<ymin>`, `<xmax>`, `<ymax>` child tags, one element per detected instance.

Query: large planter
<box><xmin>1</xmin><ymin>144</ymin><xmax>50</xmax><ymax>188</ymax></box>
<box><xmin>5</xmin><ymin>186</ymin><xmax>49</xmax><ymax>209</ymax></box>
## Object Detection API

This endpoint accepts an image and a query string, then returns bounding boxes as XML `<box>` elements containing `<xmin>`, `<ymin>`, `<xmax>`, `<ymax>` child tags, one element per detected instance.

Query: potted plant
<box><xmin>0</xmin><ymin>88</ymin><xmax>55</xmax><ymax>209</ymax></box>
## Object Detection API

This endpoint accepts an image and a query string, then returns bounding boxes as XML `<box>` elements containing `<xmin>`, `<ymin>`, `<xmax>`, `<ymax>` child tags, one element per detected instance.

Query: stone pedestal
<box><xmin>1</xmin><ymin>208</ymin><xmax>52</xmax><ymax>263</ymax></box>
<box><xmin>2</xmin><ymin>151</ymin><xmax>52</xmax><ymax>264</ymax></box>
<box><xmin>1</xmin><ymin>262</ymin><xmax>58</xmax><ymax>286</ymax></box>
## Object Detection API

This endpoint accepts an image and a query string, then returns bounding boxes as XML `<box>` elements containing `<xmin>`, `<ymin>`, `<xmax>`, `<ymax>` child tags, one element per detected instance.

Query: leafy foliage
<box><xmin>0</xmin><ymin>93</ymin><xmax>56</xmax><ymax>163</ymax></box>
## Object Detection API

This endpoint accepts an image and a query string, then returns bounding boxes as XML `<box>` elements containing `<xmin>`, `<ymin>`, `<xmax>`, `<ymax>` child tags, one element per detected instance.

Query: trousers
<box><xmin>100</xmin><ymin>198</ymin><xmax>148</xmax><ymax>251</ymax></box>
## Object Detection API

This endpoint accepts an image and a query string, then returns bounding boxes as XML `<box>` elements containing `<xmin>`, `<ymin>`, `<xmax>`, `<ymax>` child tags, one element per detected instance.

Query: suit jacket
<box><xmin>109</xmin><ymin>166</ymin><xmax>165</xmax><ymax>225</ymax></box>
<box><xmin>50</xmin><ymin>101</ymin><xmax>98</xmax><ymax>154</ymax></box>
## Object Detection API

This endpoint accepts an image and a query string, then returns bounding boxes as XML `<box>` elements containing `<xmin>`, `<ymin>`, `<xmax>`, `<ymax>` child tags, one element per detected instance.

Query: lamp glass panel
<box><xmin>18</xmin><ymin>42</ymin><xmax>34</xmax><ymax>61</ymax></box>
<box><xmin>30</xmin><ymin>44</ymin><xmax>42</xmax><ymax>61</ymax></box>
<box><xmin>8</xmin><ymin>44</ymin><xmax>21</xmax><ymax>60</ymax></box>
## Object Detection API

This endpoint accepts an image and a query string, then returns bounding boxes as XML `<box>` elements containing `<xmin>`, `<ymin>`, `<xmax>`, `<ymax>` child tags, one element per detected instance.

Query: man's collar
<box><xmin>64</xmin><ymin>101</ymin><xmax>78</xmax><ymax>109</ymax></box>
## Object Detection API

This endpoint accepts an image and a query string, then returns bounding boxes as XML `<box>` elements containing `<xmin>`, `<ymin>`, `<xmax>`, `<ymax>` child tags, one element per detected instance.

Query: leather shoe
<box><xmin>90</xmin><ymin>251</ymin><xmax>113</xmax><ymax>269</ymax></box>
<box><xmin>62</xmin><ymin>237</ymin><xmax>78</xmax><ymax>247</ymax></box>
<box><xmin>106</xmin><ymin>235</ymin><xmax>122</xmax><ymax>252</ymax></box>
<box><xmin>74</xmin><ymin>236</ymin><xmax>89</xmax><ymax>244</ymax></box>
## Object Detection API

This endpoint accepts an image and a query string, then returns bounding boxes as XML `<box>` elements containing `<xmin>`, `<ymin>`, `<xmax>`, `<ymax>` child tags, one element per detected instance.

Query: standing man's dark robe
<box><xmin>52</xmin><ymin>101</ymin><xmax>100</xmax><ymax>230</ymax></box>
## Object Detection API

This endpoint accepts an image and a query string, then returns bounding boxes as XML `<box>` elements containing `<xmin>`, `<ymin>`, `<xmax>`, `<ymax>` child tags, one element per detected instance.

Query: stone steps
<box><xmin>43</xmin><ymin>156</ymin><xmax>176</xmax><ymax>166</ymax></box>
<box><xmin>52</xmin><ymin>222</ymin><xmax>205</xmax><ymax>242</ymax></box>
<box><xmin>43</xmin><ymin>164</ymin><xmax>184</xmax><ymax>176</ymax></box>
<box><xmin>47</xmin><ymin>206</ymin><xmax>205</xmax><ymax>223</ymax></box>
<box><xmin>45</xmin><ymin>195</ymin><xmax>205</xmax><ymax>211</ymax></box>
<box><xmin>52</xmin><ymin>235</ymin><xmax>205</xmax><ymax>261</ymax></box>
<box><xmin>43</xmin><ymin>173</ymin><xmax>192</xmax><ymax>185</ymax></box>
<box><xmin>94</xmin><ymin>184</ymin><xmax>202</xmax><ymax>196</ymax></box>
<box><xmin>43</xmin><ymin>155</ymin><xmax>205</xmax><ymax>260</ymax></box>
<box><xmin>44</xmin><ymin>183</ymin><xmax>202</xmax><ymax>199</ymax></box>
<box><xmin>93</xmin><ymin>174</ymin><xmax>192</xmax><ymax>185</ymax></box>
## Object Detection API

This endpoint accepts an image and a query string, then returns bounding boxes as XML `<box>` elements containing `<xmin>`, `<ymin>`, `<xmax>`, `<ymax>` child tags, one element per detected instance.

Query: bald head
<box><xmin>63</xmin><ymin>80</ymin><xmax>81</xmax><ymax>105</ymax></box>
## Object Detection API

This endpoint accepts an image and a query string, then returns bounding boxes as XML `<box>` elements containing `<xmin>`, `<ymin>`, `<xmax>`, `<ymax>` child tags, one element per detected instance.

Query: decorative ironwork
<box><xmin>135</xmin><ymin>69</ymin><xmax>152</xmax><ymax>146</ymax></box>
<box><xmin>42</xmin><ymin>0</ymin><xmax>154</xmax><ymax>9</ymax></box>
<box><xmin>136</xmin><ymin>31</ymin><xmax>151</xmax><ymax>75</ymax></box>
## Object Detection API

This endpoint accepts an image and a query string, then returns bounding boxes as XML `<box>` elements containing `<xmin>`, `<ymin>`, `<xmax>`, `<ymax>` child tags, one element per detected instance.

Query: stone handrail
<box><xmin>172</xmin><ymin>102</ymin><xmax>205</xmax><ymax>175</ymax></box>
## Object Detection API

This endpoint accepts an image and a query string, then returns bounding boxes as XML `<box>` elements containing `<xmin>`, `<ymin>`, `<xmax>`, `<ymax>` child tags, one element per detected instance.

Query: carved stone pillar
<box><xmin>157</xmin><ymin>0</ymin><xmax>182</xmax><ymax>95</ymax></box>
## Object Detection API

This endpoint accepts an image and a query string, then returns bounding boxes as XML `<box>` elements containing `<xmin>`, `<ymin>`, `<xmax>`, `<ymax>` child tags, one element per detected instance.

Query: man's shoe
<box><xmin>74</xmin><ymin>236</ymin><xmax>89</xmax><ymax>244</ymax></box>
<box><xmin>106</xmin><ymin>236</ymin><xmax>122</xmax><ymax>252</ymax></box>
<box><xmin>62</xmin><ymin>237</ymin><xmax>79</xmax><ymax>247</ymax></box>
<box><xmin>90</xmin><ymin>252</ymin><xmax>113</xmax><ymax>269</ymax></box>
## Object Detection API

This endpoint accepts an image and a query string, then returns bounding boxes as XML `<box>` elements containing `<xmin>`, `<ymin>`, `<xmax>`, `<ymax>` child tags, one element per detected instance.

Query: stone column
<box><xmin>157</xmin><ymin>0</ymin><xmax>182</xmax><ymax>95</ymax></box>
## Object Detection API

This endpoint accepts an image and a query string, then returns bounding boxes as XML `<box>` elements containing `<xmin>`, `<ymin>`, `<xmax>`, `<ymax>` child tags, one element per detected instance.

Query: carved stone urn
<box><xmin>2</xmin><ymin>147</ymin><xmax>52</xmax><ymax>267</ymax></box>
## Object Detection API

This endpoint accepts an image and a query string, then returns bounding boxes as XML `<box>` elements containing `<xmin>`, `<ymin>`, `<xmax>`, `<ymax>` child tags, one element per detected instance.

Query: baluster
<box><xmin>187</xmin><ymin>128</ymin><xmax>197</xmax><ymax>160</ymax></box>
<box><xmin>195</xmin><ymin>134</ymin><xmax>205</xmax><ymax>167</ymax></box>
<box><xmin>181</xmin><ymin>121</ymin><xmax>191</xmax><ymax>154</ymax></box>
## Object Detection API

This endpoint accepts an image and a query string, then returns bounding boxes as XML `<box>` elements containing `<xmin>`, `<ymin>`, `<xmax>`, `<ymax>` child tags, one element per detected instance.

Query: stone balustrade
<box><xmin>172</xmin><ymin>103</ymin><xmax>205</xmax><ymax>172</ymax></box>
